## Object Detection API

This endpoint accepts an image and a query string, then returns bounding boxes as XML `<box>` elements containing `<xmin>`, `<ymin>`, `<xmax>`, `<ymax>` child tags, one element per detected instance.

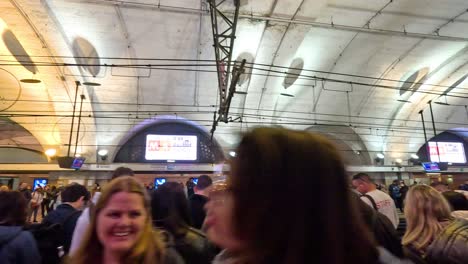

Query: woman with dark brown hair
<box><xmin>0</xmin><ymin>191</ymin><xmax>41</xmax><ymax>263</ymax></box>
<box><xmin>205</xmin><ymin>127</ymin><xmax>409</xmax><ymax>264</ymax></box>
<box><xmin>152</xmin><ymin>182</ymin><xmax>215</xmax><ymax>264</ymax></box>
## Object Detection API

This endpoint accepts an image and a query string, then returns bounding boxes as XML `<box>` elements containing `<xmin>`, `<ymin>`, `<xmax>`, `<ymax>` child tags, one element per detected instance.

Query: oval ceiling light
<box><xmin>376</xmin><ymin>153</ymin><xmax>385</xmax><ymax>159</ymax></box>
<box><xmin>283</xmin><ymin>58</ymin><xmax>304</xmax><ymax>89</ymax></box>
<box><xmin>20</xmin><ymin>78</ymin><xmax>41</xmax><ymax>83</ymax></box>
<box><xmin>395</xmin><ymin>158</ymin><xmax>403</xmax><ymax>164</ymax></box>
<box><xmin>411</xmin><ymin>154</ymin><xmax>419</xmax><ymax>159</ymax></box>
<box><xmin>82</xmin><ymin>82</ymin><xmax>101</xmax><ymax>86</ymax></box>
<box><xmin>45</xmin><ymin>148</ymin><xmax>57</xmax><ymax>157</ymax></box>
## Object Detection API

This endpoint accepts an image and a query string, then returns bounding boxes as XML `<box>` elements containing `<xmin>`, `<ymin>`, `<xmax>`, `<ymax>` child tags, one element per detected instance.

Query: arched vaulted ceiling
<box><xmin>1</xmin><ymin>0</ymin><xmax>468</xmax><ymax>163</ymax></box>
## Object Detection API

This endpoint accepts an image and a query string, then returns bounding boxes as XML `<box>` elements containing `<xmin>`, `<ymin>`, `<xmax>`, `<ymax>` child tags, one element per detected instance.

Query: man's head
<box><xmin>442</xmin><ymin>191</ymin><xmax>468</xmax><ymax>211</ymax></box>
<box><xmin>430</xmin><ymin>182</ymin><xmax>449</xmax><ymax>192</ymax></box>
<box><xmin>19</xmin><ymin>182</ymin><xmax>27</xmax><ymax>190</ymax></box>
<box><xmin>194</xmin><ymin>175</ymin><xmax>213</xmax><ymax>196</ymax></box>
<box><xmin>61</xmin><ymin>183</ymin><xmax>90</xmax><ymax>210</ymax></box>
<box><xmin>111</xmin><ymin>167</ymin><xmax>134</xmax><ymax>180</ymax></box>
<box><xmin>351</xmin><ymin>173</ymin><xmax>376</xmax><ymax>194</ymax></box>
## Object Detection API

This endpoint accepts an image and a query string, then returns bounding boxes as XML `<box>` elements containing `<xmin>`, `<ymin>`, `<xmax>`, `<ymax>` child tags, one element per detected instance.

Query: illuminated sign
<box><xmin>429</xmin><ymin>142</ymin><xmax>466</xmax><ymax>163</ymax></box>
<box><xmin>145</xmin><ymin>135</ymin><xmax>197</xmax><ymax>161</ymax></box>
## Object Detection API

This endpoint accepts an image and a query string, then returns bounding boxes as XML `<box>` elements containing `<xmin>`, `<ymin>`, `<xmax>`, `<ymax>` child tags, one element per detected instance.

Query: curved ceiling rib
<box><xmin>10</xmin><ymin>0</ymin><xmax>72</xmax><ymax>100</ymax></box>
<box><xmin>234</xmin><ymin>0</ymin><xmax>279</xmax><ymax>121</ymax></box>
<box><xmin>312</xmin><ymin>0</ymin><xmax>394</xmax><ymax>113</ymax></box>
<box><xmin>255</xmin><ymin>0</ymin><xmax>301</xmax><ymax>112</ymax></box>
<box><xmin>355</xmin><ymin>8</ymin><xmax>468</xmax><ymax>116</ymax></box>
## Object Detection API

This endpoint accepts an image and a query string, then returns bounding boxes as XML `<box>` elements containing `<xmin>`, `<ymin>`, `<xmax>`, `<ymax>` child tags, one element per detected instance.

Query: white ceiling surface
<box><xmin>0</xmin><ymin>0</ymin><xmax>467</xmax><ymax>162</ymax></box>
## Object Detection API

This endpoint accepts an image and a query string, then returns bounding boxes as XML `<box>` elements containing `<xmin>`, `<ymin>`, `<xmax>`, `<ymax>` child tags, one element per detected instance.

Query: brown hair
<box><xmin>111</xmin><ymin>167</ymin><xmax>135</xmax><ymax>179</ymax></box>
<box><xmin>70</xmin><ymin>177</ymin><xmax>165</xmax><ymax>264</ymax></box>
<box><xmin>229</xmin><ymin>127</ymin><xmax>378</xmax><ymax>263</ymax></box>
<box><xmin>402</xmin><ymin>185</ymin><xmax>453</xmax><ymax>252</ymax></box>
<box><xmin>0</xmin><ymin>191</ymin><xmax>27</xmax><ymax>226</ymax></box>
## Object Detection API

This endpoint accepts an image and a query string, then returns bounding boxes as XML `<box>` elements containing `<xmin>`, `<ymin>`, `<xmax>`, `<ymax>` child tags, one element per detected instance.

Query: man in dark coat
<box><xmin>189</xmin><ymin>175</ymin><xmax>213</xmax><ymax>229</ymax></box>
<box><xmin>42</xmin><ymin>183</ymin><xmax>89</xmax><ymax>254</ymax></box>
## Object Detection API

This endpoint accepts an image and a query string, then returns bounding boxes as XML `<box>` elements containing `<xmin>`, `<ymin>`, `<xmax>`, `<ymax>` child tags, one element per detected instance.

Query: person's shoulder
<box><xmin>6</xmin><ymin>229</ymin><xmax>36</xmax><ymax>247</ymax></box>
<box><xmin>372</xmin><ymin>189</ymin><xmax>392</xmax><ymax>199</ymax></box>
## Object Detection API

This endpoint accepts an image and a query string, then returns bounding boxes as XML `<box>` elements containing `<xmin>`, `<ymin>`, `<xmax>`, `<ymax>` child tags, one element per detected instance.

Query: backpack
<box><xmin>360</xmin><ymin>194</ymin><xmax>404</xmax><ymax>258</ymax></box>
<box><xmin>25</xmin><ymin>210</ymin><xmax>80</xmax><ymax>264</ymax></box>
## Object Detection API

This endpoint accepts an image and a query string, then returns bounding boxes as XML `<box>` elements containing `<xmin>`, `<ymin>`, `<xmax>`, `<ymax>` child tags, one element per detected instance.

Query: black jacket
<box><xmin>189</xmin><ymin>194</ymin><xmax>208</xmax><ymax>229</ymax></box>
<box><xmin>42</xmin><ymin>204</ymin><xmax>81</xmax><ymax>254</ymax></box>
<box><xmin>163</xmin><ymin>227</ymin><xmax>215</xmax><ymax>264</ymax></box>
<box><xmin>19</xmin><ymin>189</ymin><xmax>32</xmax><ymax>201</ymax></box>
<box><xmin>0</xmin><ymin>226</ymin><xmax>41</xmax><ymax>264</ymax></box>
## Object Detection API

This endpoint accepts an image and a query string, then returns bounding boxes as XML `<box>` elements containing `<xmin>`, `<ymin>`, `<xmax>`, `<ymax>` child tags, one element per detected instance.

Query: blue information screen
<box><xmin>33</xmin><ymin>179</ymin><xmax>48</xmax><ymax>190</ymax></box>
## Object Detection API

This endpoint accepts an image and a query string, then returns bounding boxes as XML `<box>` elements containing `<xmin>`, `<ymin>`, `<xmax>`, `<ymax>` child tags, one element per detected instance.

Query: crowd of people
<box><xmin>0</xmin><ymin>127</ymin><xmax>467</xmax><ymax>263</ymax></box>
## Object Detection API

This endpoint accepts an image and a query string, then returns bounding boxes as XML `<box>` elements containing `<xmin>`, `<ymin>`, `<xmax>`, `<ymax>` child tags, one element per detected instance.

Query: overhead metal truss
<box><xmin>207</xmin><ymin>0</ymin><xmax>244</xmax><ymax>136</ymax></box>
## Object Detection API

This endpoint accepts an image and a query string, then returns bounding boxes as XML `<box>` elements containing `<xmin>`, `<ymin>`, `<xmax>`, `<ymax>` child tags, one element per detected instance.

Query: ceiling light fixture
<box><xmin>97</xmin><ymin>149</ymin><xmax>108</xmax><ymax>156</ymax></box>
<box><xmin>82</xmin><ymin>82</ymin><xmax>101</xmax><ymax>86</ymax></box>
<box><xmin>395</xmin><ymin>158</ymin><xmax>403</xmax><ymax>164</ymax></box>
<box><xmin>376</xmin><ymin>153</ymin><xmax>385</xmax><ymax>159</ymax></box>
<box><xmin>411</xmin><ymin>154</ymin><xmax>419</xmax><ymax>159</ymax></box>
<box><xmin>229</xmin><ymin>151</ymin><xmax>236</xmax><ymax>157</ymax></box>
<box><xmin>45</xmin><ymin>148</ymin><xmax>57</xmax><ymax>157</ymax></box>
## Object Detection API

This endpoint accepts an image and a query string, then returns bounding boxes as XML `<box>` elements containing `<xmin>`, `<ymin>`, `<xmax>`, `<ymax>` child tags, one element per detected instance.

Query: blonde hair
<box><xmin>0</xmin><ymin>185</ymin><xmax>9</xmax><ymax>192</ymax></box>
<box><xmin>69</xmin><ymin>177</ymin><xmax>165</xmax><ymax>264</ymax></box>
<box><xmin>402</xmin><ymin>185</ymin><xmax>453</xmax><ymax>252</ymax></box>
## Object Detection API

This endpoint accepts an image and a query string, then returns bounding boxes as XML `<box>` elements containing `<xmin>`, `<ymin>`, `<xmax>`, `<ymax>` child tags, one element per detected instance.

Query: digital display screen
<box><xmin>33</xmin><ymin>179</ymin><xmax>48</xmax><ymax>190</ymax></box>
<box><xmin>71</xmin><ymin>157</ymin><xmax>86</xmax><ymax>169</ymax></box>
<box><xmin>422</xmin><ymin>162</ymin><xmax>440</xmax><ymax>172</ymax></box>
<box><xmin>145</xmin><ymin>135</ymin><xmax>197</xmax><ymax>161</ymax></box>
<box><xmin>429</xmin><ymin>142</ymin><xmax>466</xmax><ymax>163</ymax></box>
<box><xmin>154</xmin><ymin>178</ymin><xmax>166</xmax><ymax>189</ymax></box>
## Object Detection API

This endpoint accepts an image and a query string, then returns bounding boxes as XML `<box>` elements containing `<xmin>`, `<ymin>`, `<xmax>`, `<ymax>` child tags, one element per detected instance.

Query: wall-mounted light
<box><xmin>45</xmin><ymin>148</ymin><xmax>57</xmax><ymax>157</ymax></box>
<box><xmin>375</xmin><ymin>153</ymin><xmax>385</xmax><ymax>165</ymax></box>
<box><xmin>98</xmin><ymin>149</ymin><xmax>108</xmax><ymax>161</ymax></box>
<box><xmin>98</xmin><ymin>149</ymin><xmax>108</xmax><ymax>156</ymax></box>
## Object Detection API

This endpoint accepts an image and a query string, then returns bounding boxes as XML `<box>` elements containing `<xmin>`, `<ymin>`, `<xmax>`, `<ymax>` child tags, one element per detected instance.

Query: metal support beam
<box><xmin>208</xmin><ymin>0</ymin><xmax>242</xmax><ymax>135</ymax></box>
